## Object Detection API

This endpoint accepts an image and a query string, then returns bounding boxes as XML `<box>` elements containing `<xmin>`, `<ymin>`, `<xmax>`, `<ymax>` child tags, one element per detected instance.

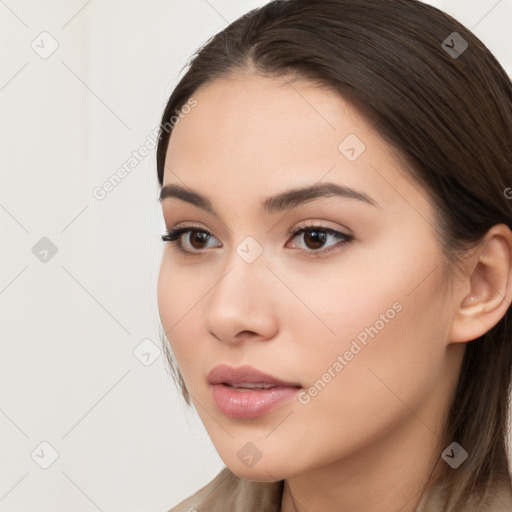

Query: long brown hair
<box><xmin>155</xmin><ymin>0</ymin><xmax>512</xmax><ymax>509</ymax></box>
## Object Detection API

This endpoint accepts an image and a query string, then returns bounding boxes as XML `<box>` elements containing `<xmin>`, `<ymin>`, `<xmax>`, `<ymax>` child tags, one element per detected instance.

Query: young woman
<box><xmin>155</xmin><ymin>0</ymin><xmax>512</xmax><ymax>510</ymax></box>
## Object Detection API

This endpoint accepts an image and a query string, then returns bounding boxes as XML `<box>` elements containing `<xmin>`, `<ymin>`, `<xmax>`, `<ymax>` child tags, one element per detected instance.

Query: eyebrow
<box><xmin>159</xmin><ymin>182</ymin><xmax>380</xmax><ymax>215</ymax></box>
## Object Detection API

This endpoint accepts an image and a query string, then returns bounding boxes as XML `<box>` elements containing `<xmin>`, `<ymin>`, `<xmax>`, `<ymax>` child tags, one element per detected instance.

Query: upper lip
<box><xmin>208</xmin><ymin>364</ymin><xmax>301</xmax><ymax>387</ymax></box>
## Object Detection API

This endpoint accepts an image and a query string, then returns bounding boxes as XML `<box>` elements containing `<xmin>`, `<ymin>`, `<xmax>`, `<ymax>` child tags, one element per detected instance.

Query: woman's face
<box><xmin>157</xmin><ymin>73</ymin><xmax>463</xmax><ymax>481</ymax></box>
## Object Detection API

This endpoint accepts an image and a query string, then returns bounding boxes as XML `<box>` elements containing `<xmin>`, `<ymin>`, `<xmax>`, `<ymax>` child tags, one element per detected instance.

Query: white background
<box><xmin>1</xmin><ymin>1</ymin><xmax>511</xmax><ymax>510</ymax></box>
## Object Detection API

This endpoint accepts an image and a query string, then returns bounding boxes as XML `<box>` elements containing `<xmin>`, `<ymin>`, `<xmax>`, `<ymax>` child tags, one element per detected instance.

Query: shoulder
<box><xmin>415</xmin><ymin>476</ymin><xmax>512</xmax><ymax>511</ymax></box>
<box><xmin>480</xmin><ymin>477</ymin><xmax>512</xmax><ymax>511</ymax></box>
<box><xmin>166</xmin><ymin>466</ymin><xmax>284</xmax><ymax>512</ymax></box>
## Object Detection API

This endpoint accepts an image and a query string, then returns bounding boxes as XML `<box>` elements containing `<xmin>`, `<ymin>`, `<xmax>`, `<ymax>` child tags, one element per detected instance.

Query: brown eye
<box><xmin>288</xmin><ymin>225</ymin><xmax>353</xmax><ymax>256</ymax></box>
<box><xmin>161</xmin><ymin>227</ymin><xmax>220</xmax><ymax>255</ymax></box>
<box><xmin>187</xmin><ymin>230</ymin><xmax>212</xmax><ymax>250</ymax></box>
<box><xmin>302</xmin><ymin>229</ymin><xmax>329</xmax><ymax>250</ymax></box>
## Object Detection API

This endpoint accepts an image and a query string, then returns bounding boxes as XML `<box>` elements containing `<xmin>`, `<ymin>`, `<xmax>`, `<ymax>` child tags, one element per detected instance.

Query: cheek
<box><xmin>293</xmin><ymin>304</ymin><xmax>444</xmax><ymax>467</ymax></box>
<box><xmin>156</xmin><ymin>260</ymin><xmax>201</xmax><ymax>371</ymax></box>
<box><xmin>289</xmin><ymin>254</ymin><xmax>448</xmax><ymax>443</ymax></box>
<box><xmin>156</xmin><ymin>262</ymin><xmax>176</xmax><ymax>329</ymax></box>
<box><xmin>157</xmin><ymin>256</ymin><xmax>205</xmax><ymax>326</ymax></box>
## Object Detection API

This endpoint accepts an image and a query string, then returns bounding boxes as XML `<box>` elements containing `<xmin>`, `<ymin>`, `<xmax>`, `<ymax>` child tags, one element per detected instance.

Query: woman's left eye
<box><xmin>161</xmin><ymin>224</ymin><xmax>353</xmax><ymax>257</ymax></box>
<box><xmin>287</xmin><ymin>225</ymin><xmax>353</xmax><ymax>256</ymax></box>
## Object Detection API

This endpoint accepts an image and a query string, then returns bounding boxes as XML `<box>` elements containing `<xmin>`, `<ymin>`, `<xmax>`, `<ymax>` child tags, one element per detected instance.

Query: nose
<box><xmin>203</xmin><ymin>255</ymin><xmax>279</xmax><ymax>345</ymax></box>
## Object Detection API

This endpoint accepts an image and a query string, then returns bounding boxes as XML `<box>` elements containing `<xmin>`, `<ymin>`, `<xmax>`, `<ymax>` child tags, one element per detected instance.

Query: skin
<box><xmin>157</xmin><ymin>73</ymin><xmax>512</xmax><ymax>512</ymax></box>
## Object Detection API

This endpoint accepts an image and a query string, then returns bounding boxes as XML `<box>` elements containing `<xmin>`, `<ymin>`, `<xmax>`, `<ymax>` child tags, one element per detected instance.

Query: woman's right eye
<box><xmin>161</xmin><ymin>226</ymin><xmax>220</xmax><ymax>255</ymax></box>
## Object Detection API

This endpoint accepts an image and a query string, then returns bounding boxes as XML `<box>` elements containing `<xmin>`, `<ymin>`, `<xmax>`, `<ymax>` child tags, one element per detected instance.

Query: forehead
<box><xmin>167</xmin><ymin>74</ymin><xmax>367</xmax><ymax>165</ymax></box>
<box><xmin>163</xmin><ymin>74</ymin><xmax>430</xmax><ymax>218</ymax></box>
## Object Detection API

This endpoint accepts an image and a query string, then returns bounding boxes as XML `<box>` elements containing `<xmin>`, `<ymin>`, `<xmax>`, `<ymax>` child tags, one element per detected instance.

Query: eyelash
<box><xmin>161</xmin><ymin>223</ymin><xmax>353</xmax><ymax>258</ymax></box>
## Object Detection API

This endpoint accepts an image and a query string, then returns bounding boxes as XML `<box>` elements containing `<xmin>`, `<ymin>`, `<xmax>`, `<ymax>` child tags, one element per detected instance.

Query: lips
<box><xmin>207</xmin><ymin>364</ymin><xmax>302</xmax><ymax>389</ymax></box>
<box><xmin>208</xmin><ymin>364</ymin><xmax>302</xmax><ymax>418</ymax></box>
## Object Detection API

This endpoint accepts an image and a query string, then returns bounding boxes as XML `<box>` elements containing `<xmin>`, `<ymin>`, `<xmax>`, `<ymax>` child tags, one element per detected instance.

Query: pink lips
<box><xmin>208</xmin><ymin>364</ymin><xmax>302</xmax><ymax>419</ymax></box>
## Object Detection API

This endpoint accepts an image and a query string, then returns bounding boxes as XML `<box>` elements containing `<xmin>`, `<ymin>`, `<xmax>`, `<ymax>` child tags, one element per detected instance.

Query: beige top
<box><xmin>166</xmin><ymin>466</ymin><xmax>512</xmax><ymax>512</ymax></box>
<box><xmin>167</xmin><ymin>467</ymin><xmax>283</xmax><ymax>512</ymax></box>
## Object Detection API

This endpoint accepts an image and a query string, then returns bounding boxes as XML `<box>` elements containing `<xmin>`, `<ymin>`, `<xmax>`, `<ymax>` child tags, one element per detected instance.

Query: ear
<box><xmin>449</xmin><ymin>223</ymin><xmax>512</xmax><ymax>344</ymax></box>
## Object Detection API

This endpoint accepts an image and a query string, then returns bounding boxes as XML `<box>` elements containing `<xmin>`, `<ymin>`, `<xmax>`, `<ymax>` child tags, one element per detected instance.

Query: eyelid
<box><xmin>286</xmin><ymin>220</ymin><xmax>353</xmax><ymax>239</ymax></box>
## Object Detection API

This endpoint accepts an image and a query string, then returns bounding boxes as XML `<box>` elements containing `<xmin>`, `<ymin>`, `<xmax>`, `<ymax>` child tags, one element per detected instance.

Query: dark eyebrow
<box><xmin>159</xmin><ymin>182</ymin><xmax>380</xmax><ymax>215</ymax></box>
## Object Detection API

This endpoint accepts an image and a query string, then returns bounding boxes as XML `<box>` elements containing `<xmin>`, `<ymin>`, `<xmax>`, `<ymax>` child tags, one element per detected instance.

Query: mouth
<box><xmin>207</xmin><ymin>364</ymin><xmax>302</xmax><ymax>418</ymax></box>
<box><xmin>207</xmin><ymin>363</ymin><xmax>302</xmax><ymax>388</ymax></box>
<box><xmin>221</xmin><ymin>382</ymin><xmax>291</xmax><ymax>390</ymax></box>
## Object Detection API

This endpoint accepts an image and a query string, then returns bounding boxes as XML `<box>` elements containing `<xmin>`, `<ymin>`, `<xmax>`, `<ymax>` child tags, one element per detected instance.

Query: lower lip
<box><xmin>210</xmin><ymin>383</ymin><xmax>301</xmax><ymax>418</ymax></box>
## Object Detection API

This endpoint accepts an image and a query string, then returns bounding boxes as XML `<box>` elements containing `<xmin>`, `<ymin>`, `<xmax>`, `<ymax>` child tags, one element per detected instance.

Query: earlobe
<box><xmin>449</xmin><ymin>224</ymin><xmax>512</xmax><ymax>344</ymax></box>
